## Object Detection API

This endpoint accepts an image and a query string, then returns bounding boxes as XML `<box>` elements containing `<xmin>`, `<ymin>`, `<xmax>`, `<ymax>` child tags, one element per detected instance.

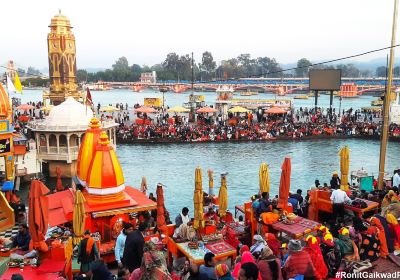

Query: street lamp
<box><xmin>159</xmin><ymin>86</ymin><xmax>168</xmax><ymax>120</ymax></box>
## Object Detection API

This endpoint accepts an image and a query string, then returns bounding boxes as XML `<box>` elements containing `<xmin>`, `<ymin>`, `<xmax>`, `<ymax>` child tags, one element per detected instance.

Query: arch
<box><xmin>69</xmin><ymin>134</ymin><xmax>79</xmax><ymax>147</ymax></box>
<box><xmin>59</xmin><ymin>134</ymin><xmax>67</xmax><ymax>147</ymax></box>
<box><xmin>49</xmin><ymin>134</ymin><xmax>57</xmax><ymax>147</ymax></box>
<box><xmin>39</xmin><ymin>134</ymin><xmax>47</xmax><ymax>147</ymax></box>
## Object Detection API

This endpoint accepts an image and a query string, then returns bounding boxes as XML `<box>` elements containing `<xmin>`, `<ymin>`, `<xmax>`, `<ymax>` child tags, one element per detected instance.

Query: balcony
<box><xmin>38</xmin><ymin>146</ymin><xmax>80</xmax><ymax>163</ymax></box>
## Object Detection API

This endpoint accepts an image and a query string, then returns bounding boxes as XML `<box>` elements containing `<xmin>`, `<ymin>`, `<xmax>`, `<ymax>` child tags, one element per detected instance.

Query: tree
<box><xmin>27</xmin><ymin>67</ymin><xmax>41</xmax><ymax>76</ymax></box>
<box><xmin>200</xmin><ymin>51</ymin><xmax>216</xmax><ymax>80</ymax></box>
<box><xmin>163</xmin><ymin>53</ymin><xmax>180</xmax><ymax>80</ymax></box>
<box><xmin>76</xmin><ymin>69</ymin><xmax>88</xmax><ymax>83</ymax></box>
<box><xmin>295</xmin><ymin>58</ymin><xmax>312</xmax><ymax>77</ymax></box>
<box><xmin>112</xmin><ymin>57</ymin><xmax>131</xmax><ymax>81</ymax></box>
<box><xmin>375</xmin><ymin>66</ymin><xmax>387</xmax><ymax>77</ymax></box>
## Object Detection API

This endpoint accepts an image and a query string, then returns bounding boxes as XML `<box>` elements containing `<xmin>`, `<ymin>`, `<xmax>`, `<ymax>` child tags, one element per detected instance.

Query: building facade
<box><xmin>140</xmin><ymin>71</ymin><xmax>157</xmax><ymax>84</ymax></box>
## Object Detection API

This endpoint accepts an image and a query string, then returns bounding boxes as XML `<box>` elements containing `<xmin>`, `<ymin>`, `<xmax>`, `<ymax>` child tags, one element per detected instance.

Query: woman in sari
<box><xmin>257</xmin><ymin>247</ymin><xmax>283</xmax><ymax>280</ymax></box>
<box><xmin>304</xmin><ymin>235</ymin><xmax>328</xmax><ymax>280</ymax></box>
<box><xmin>369</xmin><ymin>217</ymin><xmax>388</xmax><ymax>258</ymax></box>
<box><xmin>335</xmin><ymin>227</ymin><xmax>359</xmax><ymax>261</ymax></box>
<box><xmin>320</xmin><ymin>233</ymin><xmax>342</xmax><ymax>278</ymax></box>
<box><xmin>386</xmin><ymin>213</ymin><xmax>400</xmax><ymax>250</ymax></box>
<box><xmin>264</xmin><ymin>233</ymin><xmax>281</xmax><ymax>257</ymax></box>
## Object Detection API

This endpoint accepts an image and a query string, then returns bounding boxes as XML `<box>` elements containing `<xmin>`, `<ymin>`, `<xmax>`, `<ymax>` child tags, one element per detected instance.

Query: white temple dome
<box><xmin>45</xmin><ymin>97</ymin><xmax>93</xmax><ymax>127</ymax></box>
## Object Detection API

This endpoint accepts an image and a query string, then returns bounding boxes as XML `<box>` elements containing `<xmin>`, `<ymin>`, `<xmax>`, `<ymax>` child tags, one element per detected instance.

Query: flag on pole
<box><xmin>6</xmin><ymin>75</ymin><xmax>16</xmax><ymax>93</ymax></box>
<box><xmin>14</xmin><ymin>72</ymin><xmax>23</xmax><ymax>94</ymax></box>
<box><xmin>85</xmin><ymin>87</ymin><xmax>94</xmax><ymax>114</ymax></box>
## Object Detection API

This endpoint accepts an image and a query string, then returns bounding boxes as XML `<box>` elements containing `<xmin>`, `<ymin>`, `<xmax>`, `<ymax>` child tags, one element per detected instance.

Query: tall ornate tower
<box><xmin>45</xmin><ymin>11</ymin><xmax>82</xmax><ymax>105</ymax></box>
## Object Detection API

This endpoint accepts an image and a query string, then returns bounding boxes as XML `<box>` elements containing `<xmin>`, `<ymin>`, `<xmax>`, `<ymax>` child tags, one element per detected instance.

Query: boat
<box><xmin>294</xmin><ymin>95</ymin><xmax>309</xmax><ymax>100</ymax></box>
<box><xmin>371</xmin><ymin>99</ymin><xmax>383</xmax><ymax>106</ymax></box>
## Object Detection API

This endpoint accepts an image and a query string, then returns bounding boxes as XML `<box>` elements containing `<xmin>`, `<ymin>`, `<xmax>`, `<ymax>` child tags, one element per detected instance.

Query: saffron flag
<box><xmin>14</xmin><ymin>72</ymin><xmax>23</xmax><ymax>94</ymax></box>
<box><xmin>6</xmin><ymin>75</ymin><xmax>16</xmax><ymax>93</ymax></box>
<box><xmin>85</xmin><ymin>87</ymin><xmax>94</xmax><ymax>114</ymax></box>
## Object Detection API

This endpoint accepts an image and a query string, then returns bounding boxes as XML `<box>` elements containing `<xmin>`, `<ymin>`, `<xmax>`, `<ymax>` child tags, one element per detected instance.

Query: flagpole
<box><xmin>378</xmin><ymin>0</ymin><xmax>398</xmax><ymax>189</ymax></box>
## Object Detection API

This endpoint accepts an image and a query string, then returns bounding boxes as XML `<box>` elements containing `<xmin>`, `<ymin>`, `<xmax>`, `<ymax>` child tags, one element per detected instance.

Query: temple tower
<box><xmin>45</xmin><ymin>11</ymin><xmax>82</xmax><ymax>105</ymax></box>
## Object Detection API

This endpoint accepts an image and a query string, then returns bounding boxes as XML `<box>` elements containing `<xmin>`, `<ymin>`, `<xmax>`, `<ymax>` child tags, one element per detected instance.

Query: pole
<box><xmin>330</xmin><ymin>90</ymin><xmax>334</xmax><ymax>122</ymax></box>
<box><xmin>378</xmin><ymin>0</ymin><xmax>398</xmax><ymax>189</ymax></box>
<box><xmin>314</xmin><ymin>90</ymin><xmax>318</xmax><ymax>112</ymax></box>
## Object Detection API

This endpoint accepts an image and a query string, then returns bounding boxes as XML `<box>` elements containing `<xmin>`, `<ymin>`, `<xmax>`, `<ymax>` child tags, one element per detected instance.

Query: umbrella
<box><xmin>197</xmin><ymin>107</ymin><xmax>217</xmax><ymax>114</ymax></box>
<box><xmin>218</xmin><ymin>174</ymin><xmax>228</xmax><ymax>217</ymax></box>
<box><xmin>28</xmin><ymin>179</ymin><xmax>50</xmax><ymax>252</ymax></box>
<box><xmin>193</xmin><ymin>167</ymin><xmax>204</xmax><ymax>230</ymax></box>
<box><xmin>168</xmin><ymin>106</ymin><xmax>190</xmax><ymax>113</ymax></box>
<box><xmin>156</xmin><ymin>184</ymin><xmax>166</xmax><ymax>233</ymax></box>
<box><xmin>55</xmin><ymin>166</ymin><xmax>63</xmax><ymax>192</ymax></box>
<box><xmin>207</xmin><ymin>169</ymin><xmax>214</xmax><ymax>196</ymax></box>
<box><xmin>100</xmin><ymin>105</ymin><xmax>119</xmax><ymax>112</ymax></box>
<box><xmin>73</xmin><ymin>190</ymin><xmax>86</xmax><ymax>245</ymax></box>
<box><xmin>134</xmin><ymin>106</ymin><xmax>156</xmax><ymax>113</ymax></box>
<box><xmin>16</xmin><ymin>104</ymin><xmax>35</xmax><ymax>111</ymax></box>
<box><xmin>228</xmin><ymin>106</ymin><xmax>249</xmax><ymax>113</ymax></box>
<box><xmin>140</xmin><ymin>176</ymin><xmax>148</xmax><ymax>194</ymax></box>
<box><xmin>339</xmin><ymin>146</ymin><xmax>350</xmax><ymax>191</ymax></box>
<box><xmin>277</xmin><ymin>157</ymin><xmax>291</xmax><ymax>211</ymax></box>
<box><xmin>259</xmin><ymin>163</ymin><xmax>270</xmax><ymax>194</ymax></box>
<box><xmin>266</xmin><ymin>106</ymin><xmax>287</xmax><ymax>114</ymax></box>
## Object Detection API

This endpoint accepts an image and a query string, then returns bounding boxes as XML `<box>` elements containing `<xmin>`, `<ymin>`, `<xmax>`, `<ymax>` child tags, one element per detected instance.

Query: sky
<box><xmin>1</xmin><ymin>0</ymin><xmax>399</xmax><ymax>70</ymax></box>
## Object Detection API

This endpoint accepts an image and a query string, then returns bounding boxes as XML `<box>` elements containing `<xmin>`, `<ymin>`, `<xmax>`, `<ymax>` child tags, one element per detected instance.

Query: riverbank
<box><xmin>117</xmin><ymin>134</ymin><xmax>400</xmax><ymax>144</ymax></box>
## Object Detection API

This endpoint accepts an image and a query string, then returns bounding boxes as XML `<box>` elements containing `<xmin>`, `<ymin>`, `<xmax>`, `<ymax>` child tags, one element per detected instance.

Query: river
<box><xmin>14</xmin><ymin>89</ymin><xmax>399</xmax><ymax>216</ymax></box>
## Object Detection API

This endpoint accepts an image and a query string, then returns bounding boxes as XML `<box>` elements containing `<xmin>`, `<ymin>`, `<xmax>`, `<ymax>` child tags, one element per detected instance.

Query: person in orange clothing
<box><xmin>304</xmin><ymin>235</ymin><xmax>328</xmax><ymax>280</ymax></box>
<box><xmin>369</xmin><ymin>217</ymin><xmax>389</xmax><ymax>258</ymax></box>
<box><xmin>386</xmin><ymin>214</ymin><xmax>400</xmax><ymax>250</ymax></box>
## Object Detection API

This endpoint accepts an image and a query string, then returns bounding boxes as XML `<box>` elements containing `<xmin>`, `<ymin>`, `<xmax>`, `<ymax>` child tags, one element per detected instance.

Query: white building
<box><xmin>391</xmin><ymin>91</ymin><xmax>400</xmax><ymax>124</ymax></box>
<box><xmin>140</xmin><ymin>71</ymin><xmax>157</xmax><ymax>84</ymax></box>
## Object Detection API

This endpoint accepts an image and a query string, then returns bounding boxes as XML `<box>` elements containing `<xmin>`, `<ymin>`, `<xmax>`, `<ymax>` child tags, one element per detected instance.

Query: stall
<box><xmin>271</xmin><ymin>216</ymin><xmax>321</xmax><ymax>239</ymax></box>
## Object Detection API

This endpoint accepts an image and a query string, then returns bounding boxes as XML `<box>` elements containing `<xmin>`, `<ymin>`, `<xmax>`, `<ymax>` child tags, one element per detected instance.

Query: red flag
<box><xmin>86</xmin><ymin>87</ymin><xmax>93</xmax><ymax>107</ymax></box>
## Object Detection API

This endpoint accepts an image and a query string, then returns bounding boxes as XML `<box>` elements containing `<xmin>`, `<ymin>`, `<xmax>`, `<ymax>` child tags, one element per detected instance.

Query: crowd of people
<box><xmin>116</xmin><ymin>106</ymin><xmax>400</xmax><ymax>142</ymax></box>
<box><xmin>61</xmin><ymin>169</ymin><xmax>400</xmax><ymax>280</ymax></box>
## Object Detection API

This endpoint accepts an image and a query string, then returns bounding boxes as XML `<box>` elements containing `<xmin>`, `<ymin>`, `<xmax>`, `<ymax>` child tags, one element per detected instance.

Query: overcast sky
<box><xmin>1</xmin><ymin>0</ymin><xmax>399</xmax><ymax>70</ymax></box>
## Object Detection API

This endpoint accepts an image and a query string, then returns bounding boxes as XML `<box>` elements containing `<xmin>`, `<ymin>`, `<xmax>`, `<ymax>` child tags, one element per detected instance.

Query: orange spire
<box><xmin>76</xmin><ymin>118</ymin><xmax>102</xmax><ymax>183</ymax></box>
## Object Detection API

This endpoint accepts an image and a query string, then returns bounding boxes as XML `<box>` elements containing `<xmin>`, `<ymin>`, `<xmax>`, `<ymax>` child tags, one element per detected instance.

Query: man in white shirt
<box><xmin>330</xmin><ymin>186</ymin><xmax>352</xmax><ymax>223</ymax></box>
<box><xmin>114</xmin><ymin>223</ymin><xmax>133</xmax><ymax>268</ymax></box>
<box><xmin>393</xmin><ymin>169</ymin><xmax>400</xmax><ymax>188</ymax></box>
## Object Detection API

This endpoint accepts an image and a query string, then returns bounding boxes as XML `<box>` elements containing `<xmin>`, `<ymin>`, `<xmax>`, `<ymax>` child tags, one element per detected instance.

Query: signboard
<box><xmin>0</xmin><ymin>138</ymin><xmax>11</xmax><ymax>154</ymax></box>
<box><xmin>144</xmin><ymin>98</ymin><xmax>163</xmax><ymax>107</ymax></box>
<box><xmin>0</xmin><ymin>120</ymin><xmax>9</xmax><ymax>133</ymax></box>
<box><xmin>309</xmin><ymin>69</ymin><xmax>341</xmax><ymax>91</ymax></box>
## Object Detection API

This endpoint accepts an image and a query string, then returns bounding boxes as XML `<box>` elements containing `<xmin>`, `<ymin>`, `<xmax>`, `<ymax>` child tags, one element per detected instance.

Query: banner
<box><xmin>0</xmin><ymin>138</ymin><xmax>11</xmax><ymax>154</ymax></box>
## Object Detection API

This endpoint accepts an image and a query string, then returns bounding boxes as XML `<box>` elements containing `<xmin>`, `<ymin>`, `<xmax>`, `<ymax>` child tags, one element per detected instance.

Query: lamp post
<box><xmin>159</xmin><ymin>86</ymin><xmax>168</xmax><ymax>120</ymax></box>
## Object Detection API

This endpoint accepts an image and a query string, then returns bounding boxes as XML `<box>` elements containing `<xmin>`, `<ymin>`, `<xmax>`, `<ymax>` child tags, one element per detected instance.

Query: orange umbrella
<box><xmin>156</xmin><ymin>184</ymin><xmax>167</xmax><ymax>233</ymax></box>
<box><xmin>197</xmin><ymin>107</ymin><xmax>217</xmax><ymax>114</ymax></box>
<box><xmin>55</xmin><ymin>166</ymin><xmax>63</xmax><ymax>192</ymax></box>
<box><xmin>135</xmin><ymin>106</ymin><xmax>156</xmax><ymax>113</ymax></box>
<box><xmin>28</xmin><ymin>180</ymin><xmax>50</xmax><ymax>252</ymax></box>
<box><xmin>277</xmin><ymin>157</ymin><xmax>291</xmax><ymax>211</ymax></box>
<box><xmin>266</xmin><ymin>106</ymin><xmax>287</xmax><ymax>114</ymax></box>
<box><xmin>16</xmin><ymin>104</ymin><xmax>35</xmax><ymax>111</ymax></box>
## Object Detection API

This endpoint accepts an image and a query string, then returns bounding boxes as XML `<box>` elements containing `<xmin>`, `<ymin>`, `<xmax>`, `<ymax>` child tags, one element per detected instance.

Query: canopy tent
<box><xmin>197</xmin><ymin>107</ymin><xmax>217</xmax><ymax>114</ymax></box>
<box><xmin>259</xmin><ymin>163</ymin><xmax>270</xmax><ymax>194</ymax></box>
<box><xmin>228</xmin><ymin>106</ymin><xmax>249</xmax><ymax>113</ymax></box>
<box><xmin>28</xmin><ymin>180</ymin><xmax>50</xmax><ymax>252</ymax></box>
<box><xmin>193</xmin><ymin>167</ymin><xmax>204</xmax><ymax>230</ymax></box>
<box><xmin>218</xmin><ymin>174</ymin><xmax>228</xmax><ymax>217</ymax></box>
<box><xmin>168</xmin><ymin>106</ymin><xmax>190</xmax><ymax>113</ymax></box>
<box><xmin>72</xmin><ymin>190</ymin><xmax>86</xmax><ymax>245</ymax></box>
<box><xmin>266</xmin><ymin>106</ymin><xmax>287</xmax><ymax>114</ymax></box>
<box><xmin>277</xmin><ymin>157</ymin><xmax>291</xmax><ymax>211</ymax></box>
<box><xmin>100</xmin><ymin>105</ymin><xmax>119</xmax><ymax>112</ymax></box>
<box><xmin>134</xmin><ymin>106</ymin><xmax>157</xmax><ymax>113</ymax></box>
<box><xmin>339</xmin><ymin>146</ymin><xmax>350</xmax><ymax>191</ymax></box>
<box><xmin>16</xmin><ymin>104</ymin><xmax>35</xmax><ymax>111</ymax></box>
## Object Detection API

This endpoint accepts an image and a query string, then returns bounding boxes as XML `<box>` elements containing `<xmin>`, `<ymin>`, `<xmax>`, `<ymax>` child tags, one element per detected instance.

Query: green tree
<box><xmin>375</xmin><ymin>66</ymin><xmax>387</xmax><ymax>77</ymax></box>
<box><xmin>76</xmin><ymin>69</ymin><xmax>88</xmax><ymax>83</ymax></box>
<box><xmin>200</xmin><ymin>51</ymin><xmax>216</xmax><ymax>80</ymax></box>
<box><xmin>163</xmin><ymin>53</ymin><xmax>180</xmax><ymax>80</ymax></box>
<box><xmin>112</xmin><ymin>57</ymin><xmax>131</xmax><ymax>81</ymax></box>
<box><xmin>295</xmin><ymin>58</ymin><xmax>312</xmax><ymax>77</ymax></box>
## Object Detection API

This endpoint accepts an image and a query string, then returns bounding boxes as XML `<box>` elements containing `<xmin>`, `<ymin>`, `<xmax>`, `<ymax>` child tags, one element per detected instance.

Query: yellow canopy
<box><xmin>72</xmin><ymin>190</ymin><xmax>86</xmax><ymax>245</ymax></box>
<box><xmin>100</xmin><ymin>105</ymin><xmax>119</xmax><ymax>112</ymax></box>
<box><xmin>208</xmin><ymin>169</ymin><xmax>214</xmax><ymax>196</ymax></box>
<box><xmin>193</xmin><ymin>167</ymin><xmax>204</xmax><ymax>230</ymax></box>
<box><xmin>339</xmin><ymin>146</ymin><xmax>350</xmax><ymax>191</ymax></box>
<box><xmin>168</xmin><ymin>106</ymin><xmax>190</xmax><ymax>113</ymax></box>
<box><xmin>218</xmin><ymin>175</ymin><xmax>228</xmax><ymax>217</ymax></box>
<box><xmin>228</xmin><ymin>106</ymin><xmax>249</xmax><ymax>113</ymax></box>
<box><xmin>259</xmin><ymin>163</ymin><xmax>270</xmax><ymax>193</ymax></box>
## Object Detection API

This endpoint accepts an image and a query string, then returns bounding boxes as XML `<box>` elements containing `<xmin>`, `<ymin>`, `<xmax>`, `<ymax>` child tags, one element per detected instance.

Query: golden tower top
<box><xmin>45</xmin><ymin>12</ymin><xmax>82</xmax><ymax>105</ymax></box>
